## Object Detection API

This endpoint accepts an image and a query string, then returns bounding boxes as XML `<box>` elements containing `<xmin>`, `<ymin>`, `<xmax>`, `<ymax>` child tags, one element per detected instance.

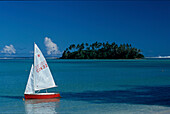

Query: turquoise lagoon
<box><xmin>0</xmin><ymin>59</ymin><xmax>170</xmax><ymax>113</ymax></box>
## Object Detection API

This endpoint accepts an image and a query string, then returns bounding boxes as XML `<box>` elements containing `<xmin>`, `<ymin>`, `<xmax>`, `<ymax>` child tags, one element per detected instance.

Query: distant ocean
<box><xmin>0</xmin><ymin>59</ymin><xmax>170</xmax><ymax>113</ymax></box>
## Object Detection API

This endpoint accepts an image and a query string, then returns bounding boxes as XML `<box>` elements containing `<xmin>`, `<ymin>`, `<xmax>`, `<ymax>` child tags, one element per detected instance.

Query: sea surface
<box><xmin>0</xmin><ymin>59</ymin><xmax>170</xmax><ymax>114</ymax></box>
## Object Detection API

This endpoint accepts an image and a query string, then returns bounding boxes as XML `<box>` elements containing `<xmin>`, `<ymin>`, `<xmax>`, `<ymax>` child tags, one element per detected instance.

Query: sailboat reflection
<box><xmin>24</xmin><ymin>98</ymin><xmax>60</xmax><ymax>114</ymax></box>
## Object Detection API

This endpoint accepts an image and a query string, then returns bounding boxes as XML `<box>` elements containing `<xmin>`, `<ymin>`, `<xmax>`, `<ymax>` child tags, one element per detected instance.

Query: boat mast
<box><xmin>33</xmin><ymin>42</ymin><xmax>35</xmax><ymax>94</ymax></box>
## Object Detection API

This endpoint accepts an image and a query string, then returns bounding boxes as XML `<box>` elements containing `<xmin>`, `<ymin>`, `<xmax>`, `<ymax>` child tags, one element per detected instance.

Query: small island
<box><xmin>60</xmin><ymin>42</ymin><xmax>144</xmax><ymax>59</ymax></box>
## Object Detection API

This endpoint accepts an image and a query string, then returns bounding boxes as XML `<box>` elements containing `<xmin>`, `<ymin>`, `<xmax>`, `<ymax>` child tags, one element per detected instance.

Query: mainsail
<box><xmin>34</xmin><ymin>43</ymin><xmax>57</xmax><ymax>91</ymax></box>
<box><xmin>24</xmin><ymin>64</ymin><xmax>34</xmax><ymax>94</ymax></box>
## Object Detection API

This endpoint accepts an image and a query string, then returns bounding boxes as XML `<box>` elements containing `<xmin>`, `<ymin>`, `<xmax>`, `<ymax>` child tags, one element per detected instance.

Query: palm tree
<box><xmin>111</xmin><ymin>42</ymin><xmax>115</xmax><ymax>47</ymax></box>
<box><xmin>86</xmin><ymin>47</ymin><xmax>90</xmax><ymax>50</ymax></box>
<box><xmin>91</xmin><ymin>43</ymin><xmax>95</xmax><ymax>50</ymax></box>
<box><xmin>76</xmin><ymin>44</ymin><xmax>80</xmax><ymax>50</ymax></box>
<box><xmin>61</xmin><ymin>42</ymin><xmax>144</xmax><ymax>59</ymax></box>
<box><xmin>69</xmin><ymin>44</ymin><xmax>76</xmax><ymax>51</ymax></box>
<box><xmin>80</xmin><ymin>43</ymin><xmax>85</xmax><ymax>50</ymax></box>
<box><xmin>69</xmin><ymin>45</ymin><xmax>72</xmax><ymax>50</ymax></box>
<box><xmin>94</xmin><ymin>41</ymin><xmax>98</xmax><ymax>49</ymax></box>
<box><xmin>85</xmin><ymin>43</ymin><xmax>88</xmax><ymax>47</ymax></box>
<box><xmin>66</xmin><ymin>48</ymin><xmax>69</xmax><ymax>52</ymax></box>
<box><xmin>72</xmin><ymin>44</ymin><xmax>76</xmax><ymax>49</ymax></box>
<box><xmin>98</xmin><ymin>42</ymin><xmax>102</xmax><ymax>48</ymax></box>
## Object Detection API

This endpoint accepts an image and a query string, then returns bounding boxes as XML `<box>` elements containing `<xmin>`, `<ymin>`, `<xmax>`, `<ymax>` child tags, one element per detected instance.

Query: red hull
<box><xmin>24</xmin><ymin>93</ymin><xmax>61</xmax><ymax>99</ymax></box>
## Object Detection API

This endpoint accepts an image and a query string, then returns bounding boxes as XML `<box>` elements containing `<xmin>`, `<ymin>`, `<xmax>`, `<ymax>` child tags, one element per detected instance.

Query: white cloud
<box><xmin>1</xmin><ymin>45</ymin><xmax>16</xmax><ymax>54</ymax></box>
<box><xmin>146</xmin><ymin>56</ymin><xmax>170</xmax><ymax>58</ymax></box>
<box><xmin>153</xmin><ymin>56</ymin><xmax>170</xmax><ymax>58</ymax></box>
<box><xmin>44</xmin><ymin>37</ymin><xmax>61</xmax><ymax>55</ymax></box>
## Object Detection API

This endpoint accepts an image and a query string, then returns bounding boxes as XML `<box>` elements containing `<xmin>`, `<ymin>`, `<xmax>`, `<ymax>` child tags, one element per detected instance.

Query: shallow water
<box><xmin>0</xmin><ymin>59</ymin><xmax>170</xmax><ymax>113</ymax></box>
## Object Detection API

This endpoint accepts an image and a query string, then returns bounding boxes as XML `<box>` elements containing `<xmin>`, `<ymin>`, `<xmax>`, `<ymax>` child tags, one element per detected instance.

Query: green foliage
<box><xmin>60</xmin><ymin>42</ymin><xmax>144</xmax><ymax>59</ymax></box>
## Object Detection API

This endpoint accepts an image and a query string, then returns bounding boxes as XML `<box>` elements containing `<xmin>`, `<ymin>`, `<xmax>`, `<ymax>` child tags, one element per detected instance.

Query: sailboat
<box><xmin>24</xmin><ymin>43</ymin><xmax>60</xmax><ymax>99</ymax></box>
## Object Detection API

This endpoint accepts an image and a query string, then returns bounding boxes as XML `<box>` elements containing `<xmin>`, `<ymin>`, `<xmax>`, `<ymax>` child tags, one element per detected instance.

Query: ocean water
<box><xmin>0</xmin><ymin>59</ymin><xmax>170</xmax><ymax>113</ymax></box>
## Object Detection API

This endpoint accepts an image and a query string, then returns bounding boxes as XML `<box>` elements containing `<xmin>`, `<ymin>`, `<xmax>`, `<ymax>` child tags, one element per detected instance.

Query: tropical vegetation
<box><xmin>60</xmin><ymin>42</ymin><xmax>144</xmax><ymax>59</ymax></box>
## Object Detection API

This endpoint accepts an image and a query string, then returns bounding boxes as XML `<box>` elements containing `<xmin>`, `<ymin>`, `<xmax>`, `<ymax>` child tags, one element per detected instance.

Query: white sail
<box><xmin>25</xmin><ymin>64</ymin><xmax>34</xmax><ymax>94</ymax></box>
<box><xmin>34</xmin><ymin>43</ymin><xmax>57</xmax><ymax>91</ymax></box>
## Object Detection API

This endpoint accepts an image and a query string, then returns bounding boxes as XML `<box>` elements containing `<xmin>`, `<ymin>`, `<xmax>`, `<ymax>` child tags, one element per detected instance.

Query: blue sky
<box><xmin>0</xmin><ymin>1</ymin><xmax>169</xmax><ymax>57</ymax></box>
